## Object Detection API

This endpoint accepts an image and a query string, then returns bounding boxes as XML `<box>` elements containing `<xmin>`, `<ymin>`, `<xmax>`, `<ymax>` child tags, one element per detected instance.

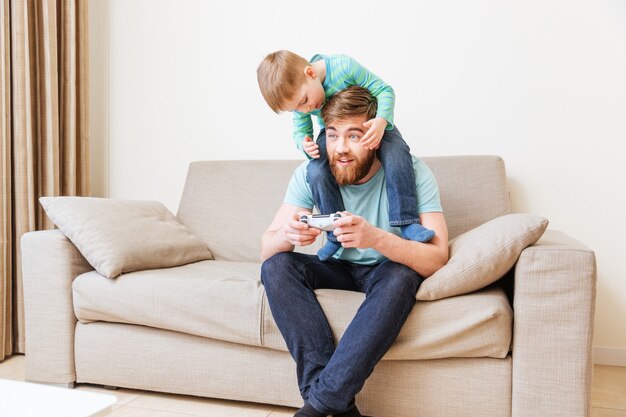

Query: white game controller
<box><xmin>300</xmin><ymin>213</ymin><xmax>342</xmax><ymax>231</ymax></box>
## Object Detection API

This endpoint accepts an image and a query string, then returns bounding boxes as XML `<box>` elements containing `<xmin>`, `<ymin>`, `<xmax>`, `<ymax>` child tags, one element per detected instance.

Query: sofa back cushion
<box><xmin>177</xmin><ymin>160</ymin><xmax>307</xmax><ymax>262</ymax></box>
<box><xmin>176</xmin><ymin>156</ymin><xmax>510</xmax><ymax>262</ymax></box>
<box><xmin>422</xmin><ymin>155</ymin><xmax>511</xmax><ymax>239</ymax></box>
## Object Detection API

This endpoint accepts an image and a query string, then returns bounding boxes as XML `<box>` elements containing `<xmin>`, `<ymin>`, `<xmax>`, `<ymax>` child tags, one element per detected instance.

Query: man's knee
<box><xmin>377</xmin><ymin>261</ymin><xmax>424</xmax><ymax>295</ymax></box>
<box><xmin>261</xmin><ymin>252</ymin><xmax>303</xmax><ymax>291</ymax></box>
<box><xmin>261</xmin><ymin>252</ymin><xmax>297</xmax><ymax>286</ymax></box>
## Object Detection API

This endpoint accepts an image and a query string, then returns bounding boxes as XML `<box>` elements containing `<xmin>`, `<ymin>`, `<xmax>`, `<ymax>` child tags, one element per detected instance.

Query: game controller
<box><xmin>300</xmin><ymin>213</ymin><xmax>342</xmax><ymax>231</ymax></box>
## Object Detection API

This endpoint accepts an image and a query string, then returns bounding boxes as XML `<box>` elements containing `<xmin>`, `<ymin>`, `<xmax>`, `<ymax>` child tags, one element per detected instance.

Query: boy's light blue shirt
<box><xmin>284</xmin><ymin>156</ymin><xmax>443</xmax><ymax>265</ymax></box>
<box><xmin>292</xmin><ymin>54</ymin><xmax>395</xmax><ymax>153</ymax></box>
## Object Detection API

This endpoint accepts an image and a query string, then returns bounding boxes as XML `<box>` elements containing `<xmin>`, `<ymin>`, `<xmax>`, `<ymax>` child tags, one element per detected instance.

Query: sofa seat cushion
<box><xmin>73</xmin><ymin>260</ymin><xmax>265</xmax><ymax>347</ymax></box>
<box><xmin>73</xmin><ymin>260</ymin><xmax>512</xmax><ymax>360</ymax></box>
<box><xmin>263</xmin><ymin>285</ymin><xmax>513</xmax><ymax>360</ymax></box>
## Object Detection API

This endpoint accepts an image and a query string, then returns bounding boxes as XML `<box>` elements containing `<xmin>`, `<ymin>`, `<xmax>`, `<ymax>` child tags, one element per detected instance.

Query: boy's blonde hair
<box><xmin>257</xmin><ymin>50</ymin><xmax>310</xmax><ymax>113</ymax></box>
<box><xmin>321</xmin><ymin>86</ymin><xmax>378</xmax><ymax>126</ymax></box>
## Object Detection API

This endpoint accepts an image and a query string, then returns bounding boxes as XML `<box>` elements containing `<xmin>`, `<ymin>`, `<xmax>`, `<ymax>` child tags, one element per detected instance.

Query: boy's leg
<box><xmin>379</xmin><ymin>126</ymin><xmax>434</xmax><ymax>242</ymax></box>
<box><xmin>260</xmin><ymin>252</ymin><xmax>356</xmax><ymax>402</ymax></box>
<box><xmin>306</xmin><ymin>260</ymin><xmax>424</xmax><ymax>415</ymax></box>
<box><xmin>306</xmin><ymin>129</ymin><xmax>345</xmax><ymax>260</ymax></box>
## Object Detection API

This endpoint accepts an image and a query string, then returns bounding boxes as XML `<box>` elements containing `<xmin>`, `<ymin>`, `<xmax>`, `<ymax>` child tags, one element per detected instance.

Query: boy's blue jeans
<box><xmin>306</xmin><ymin>126</ymin><xmax>419</xmax><ymax>243</ymax></box>
<box><xmin>260</xmin><ymin>252</ymin><xmax>423</xmax><ymax>415</ymax></box>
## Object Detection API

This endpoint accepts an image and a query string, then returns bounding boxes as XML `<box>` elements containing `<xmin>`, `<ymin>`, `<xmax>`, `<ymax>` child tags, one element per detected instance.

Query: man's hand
<box><xmin>280</xmin><ymin>211</ymin><xmax>321</xmax><ymax>247</ymax></box>
<box><xmin>303</xmin><ymin>136</ymin><xmax>320</xmax><ymax>159</ymax></box>
<box><xmin>360</xmin><ymin>117</ymin><xmax>387</xmax><ymax>150</ymax></box>
<box><xmin>333</xmin><ymin>212</ymin><xmax>383</xmax><ymax>249</ymax></box>
<box><xmin>262</xmin><ymin>205</ymin><xmax>320</xmax><ymax>261</ymax></box>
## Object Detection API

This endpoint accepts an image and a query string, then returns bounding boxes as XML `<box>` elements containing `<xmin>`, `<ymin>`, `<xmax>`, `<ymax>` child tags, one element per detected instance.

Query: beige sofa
<box><xmin>21</xmin><ymin>156</ymin><xmax>596</xmax><ymax>417</ymax></box>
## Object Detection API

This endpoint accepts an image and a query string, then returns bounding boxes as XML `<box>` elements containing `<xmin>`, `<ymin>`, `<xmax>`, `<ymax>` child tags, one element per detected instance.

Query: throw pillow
<box><xmin>416</xmin><ymin>213</ymin><xmax>548</xmax><ymax>301</ymax></box>
<box><xmin>40</xmin><ymin>197</ymin><xmax>213</xmax><ymax>278</ymax></box>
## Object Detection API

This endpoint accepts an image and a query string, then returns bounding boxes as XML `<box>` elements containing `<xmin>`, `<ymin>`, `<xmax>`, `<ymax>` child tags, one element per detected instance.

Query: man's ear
<box><xmin>303</xmin><ymin>66</ymin><xmax>316</xmax><ymax>79</ymax></box>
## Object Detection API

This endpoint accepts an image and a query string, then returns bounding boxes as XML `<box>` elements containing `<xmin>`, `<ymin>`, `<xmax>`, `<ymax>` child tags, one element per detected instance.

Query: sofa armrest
<box><xmin>512</xmin><ymin>229</ymin><xmax>597</xmax><ymax>417</ymax></box>
<box><xmin>21</xmin><ymin>229</ymin><xmax>93</xmax><ymax>384</ymax></box>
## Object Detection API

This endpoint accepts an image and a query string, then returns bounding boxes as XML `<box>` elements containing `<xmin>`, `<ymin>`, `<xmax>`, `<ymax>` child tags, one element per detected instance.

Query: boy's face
<box><xmin>282</xmin><ymin>69</ymin><xmax>325</xmax><ymax>113</ymax></box>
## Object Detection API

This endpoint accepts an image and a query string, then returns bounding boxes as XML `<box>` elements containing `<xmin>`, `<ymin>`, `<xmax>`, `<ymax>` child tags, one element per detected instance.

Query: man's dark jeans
<box><xmin>260</xmin><ymin>252</ymin><xmax>424</xmax><ymax>415</ymax></box>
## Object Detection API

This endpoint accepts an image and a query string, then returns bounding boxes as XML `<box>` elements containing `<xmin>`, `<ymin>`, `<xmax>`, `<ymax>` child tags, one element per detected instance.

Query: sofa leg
<box><xmin>103</xmin><ymin>385</ymin><xmax>118</xmax><ymax>390</ymax></box>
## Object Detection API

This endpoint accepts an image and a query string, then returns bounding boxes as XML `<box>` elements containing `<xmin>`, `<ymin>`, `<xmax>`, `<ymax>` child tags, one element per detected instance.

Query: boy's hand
<box><xmin>361</xmin><ymin>117</ymin><xmax>388</xmax><ymax>150</ymax></box>
<box><xmin>303</xmin><ymin>136</ymin><xmax>320</xmax><ymax>159</ymax></box>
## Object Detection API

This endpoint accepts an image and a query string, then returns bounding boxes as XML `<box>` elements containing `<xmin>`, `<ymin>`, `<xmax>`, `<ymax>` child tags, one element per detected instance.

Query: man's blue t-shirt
<box><xmin>284</xmin><ymin>156</ymin><xmax>443</xmax><ymax>265</ymax></box>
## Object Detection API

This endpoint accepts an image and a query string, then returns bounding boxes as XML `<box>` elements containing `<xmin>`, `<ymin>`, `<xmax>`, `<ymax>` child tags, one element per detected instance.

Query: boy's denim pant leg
<box><xmin>379</xmin><ymin>126</ymin><xmax>420</xmax><ymax>226</ymax></box>
<box><xmin>306</xmin><ymin>129</ymin><xmax>344</xmax><ymax>243</ymax></box>
<box><xmin>260</xmin><ymin>252</ymin><xmax>423</xmax><ymax>415</ymax></box>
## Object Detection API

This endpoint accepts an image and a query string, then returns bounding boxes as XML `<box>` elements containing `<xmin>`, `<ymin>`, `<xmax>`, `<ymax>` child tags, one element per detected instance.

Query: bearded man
<box><xmin>260</xmin><ymin>86</ymin><xmax>449</xmax><ymax>417</ymax></box>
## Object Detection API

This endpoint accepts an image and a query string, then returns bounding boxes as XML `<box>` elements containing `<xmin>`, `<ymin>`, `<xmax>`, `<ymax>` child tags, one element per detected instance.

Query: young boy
<box><xmin>257</xmin><ymin>50</ymin><xmax>434</xmax><ymax>261</ymax></box>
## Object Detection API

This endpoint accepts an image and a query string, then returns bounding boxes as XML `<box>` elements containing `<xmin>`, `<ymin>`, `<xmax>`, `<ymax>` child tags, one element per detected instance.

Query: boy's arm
<box><xmin>343</xmin><ymin>56</ymin><xmax>396</xmax><ymax>128</ymax></box>
<box><xmin>293</xmin><ymin>112</ymin><xmax>315</xmax><ymax>155</ymax></box>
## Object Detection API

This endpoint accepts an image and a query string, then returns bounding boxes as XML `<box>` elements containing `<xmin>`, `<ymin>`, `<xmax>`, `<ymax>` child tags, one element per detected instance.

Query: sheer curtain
<box><xmin>0</xmin><ymin>0</ymin><xmax>89</xmax><ymax>359</ymax></box>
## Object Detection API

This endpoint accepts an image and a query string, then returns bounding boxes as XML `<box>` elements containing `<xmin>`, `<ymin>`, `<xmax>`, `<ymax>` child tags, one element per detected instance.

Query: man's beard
<box><xmin>330</xmin><ymin>150</ymin><xmax>376</xmax><ymax>186</ymax></box>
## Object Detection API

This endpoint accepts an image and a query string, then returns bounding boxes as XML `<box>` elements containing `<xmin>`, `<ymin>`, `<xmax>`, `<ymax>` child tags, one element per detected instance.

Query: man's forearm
<box><xmin>261</xmin><ymin>229</ymin><xmax>294</xmax><ymax>262</ymax></box>
<box><xmin>333</xmin><ymin>212</ymin><xmax>448</xmax><ymax>278</ymax></box>
<box><xmin>373</xmin><ymin>231</ymin><xmax>447</xmax><ymax>278</ymax></box>
<box><xmin>260</xmin><ymin>205</ymin><xmax>318</xmax><ymax>262</ymax></box>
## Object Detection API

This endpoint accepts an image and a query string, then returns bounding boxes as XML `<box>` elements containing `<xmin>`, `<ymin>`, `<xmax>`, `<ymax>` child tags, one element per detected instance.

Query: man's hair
<box><xmin>257</xmin><ymin>50</ymin><xmax>310</xmax><ymax>113</ymax></box>
<box><xmin>321</xmin><ymin>86</ymin><xmax>378</xmax><ymax>126</ymax></box>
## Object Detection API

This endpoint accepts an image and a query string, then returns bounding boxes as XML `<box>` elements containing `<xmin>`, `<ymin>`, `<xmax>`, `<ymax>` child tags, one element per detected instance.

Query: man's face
<box><xmin>326</xmin><ymin>116</ymin><xmax>377</xmax><ymax>186</ymax></box>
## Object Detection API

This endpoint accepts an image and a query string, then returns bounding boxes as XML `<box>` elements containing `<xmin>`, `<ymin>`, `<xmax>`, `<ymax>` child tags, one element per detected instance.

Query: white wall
<box><xmin>91</xmin><ymin>0</ymin><xmax>626</xmax><ymax>363</ymax></box>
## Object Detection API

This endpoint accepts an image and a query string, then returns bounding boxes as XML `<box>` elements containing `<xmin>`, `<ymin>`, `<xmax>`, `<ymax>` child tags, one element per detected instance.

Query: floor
<box><xmin>1</xmin><ymin>355</ymin><xmax>625</xmax><ymax>417</ymax></box>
